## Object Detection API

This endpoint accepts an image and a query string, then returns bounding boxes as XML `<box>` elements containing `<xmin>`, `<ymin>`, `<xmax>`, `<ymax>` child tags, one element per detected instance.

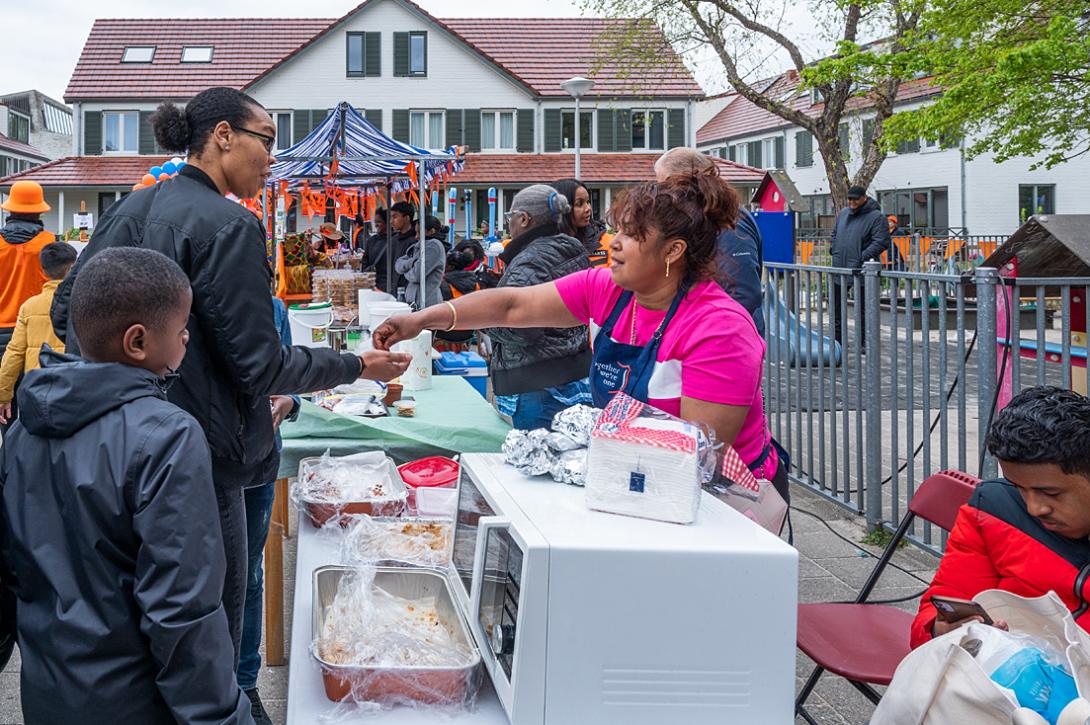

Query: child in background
<box><xmin>0</xmin><ymin>242</ymin><xmax>77</xmax><ymax>427</ymax></box>
<box><xmin>0</xmin><ymin>247</ymin><xmax>253</xmax><ymax>724</ymax></box>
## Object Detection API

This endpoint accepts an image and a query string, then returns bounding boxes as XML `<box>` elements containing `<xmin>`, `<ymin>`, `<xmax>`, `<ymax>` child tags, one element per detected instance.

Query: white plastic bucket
<box><xmin>358</xmin><ymin>289</ymin><xmax>393</xmax><ymax>325</ymax></box>
<box><xmin>368</xmin><ymin>301</ymin><xmax>411</xmax><ymax>335</ymax></box>
<box><xmin>289</xmin><ymin>302</ymin><xmax>333</xmax><ymax>348</ymax></box>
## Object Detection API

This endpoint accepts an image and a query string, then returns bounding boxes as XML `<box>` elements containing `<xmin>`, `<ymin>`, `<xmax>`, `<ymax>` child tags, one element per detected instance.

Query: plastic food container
<box><xmin>298</xmin><ymin>456</ymin><xmax>408</xmax><ymax>528</ymax></box>
<box><xmin>398</xmin><ymin>457</ymin><xmax>459</xmax><ymax>513</ymax></box>
<box><xmin>393</xmin><ymin>399</ymin><xmax>417</xmax><ymax>417</ymax></box>
<box><xmin>312</xmin><ymin>565</ymin><xmax>482</xmax><ymax>704</ymax></box>
<box><xmin>341</xmin><ymin>517</ymin><xmax>453</xmax><ymax>568</ymax></box>
<box><xmin>433</xmin><ymin>352</ymin><xmax>488</xmax><ymax>398</ymax></box>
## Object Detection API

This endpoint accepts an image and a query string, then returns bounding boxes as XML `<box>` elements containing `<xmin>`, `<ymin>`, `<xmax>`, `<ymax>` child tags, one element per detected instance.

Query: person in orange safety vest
<box><xmin>0</xmin><ymin>181</ymin><xmax>54</xmax><ymax>357</ymax></box>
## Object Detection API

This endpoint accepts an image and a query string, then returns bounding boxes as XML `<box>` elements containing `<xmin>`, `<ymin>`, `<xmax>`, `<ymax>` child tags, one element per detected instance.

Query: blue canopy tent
<box><xmin>267</xmin><ymin>101</ymin><xmax>464</xmax><ymax>310</ymax></box>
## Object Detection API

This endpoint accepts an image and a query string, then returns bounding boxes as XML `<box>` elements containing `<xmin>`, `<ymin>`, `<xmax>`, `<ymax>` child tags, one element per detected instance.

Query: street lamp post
<box><xmin>560</xmin><ymin>76</ymin><xmax>595</xmax><ymax>179</ymax></box>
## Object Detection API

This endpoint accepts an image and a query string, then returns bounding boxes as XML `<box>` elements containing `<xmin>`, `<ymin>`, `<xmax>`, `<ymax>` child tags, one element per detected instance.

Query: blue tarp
<box><xmin>269</xmin><ymin>102</ymin><xmax>463</xmax><ymax>194</ymax></box>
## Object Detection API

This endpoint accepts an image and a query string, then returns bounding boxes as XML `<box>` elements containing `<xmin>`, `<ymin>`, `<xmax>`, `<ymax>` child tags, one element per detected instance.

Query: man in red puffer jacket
<box><xmin>912</xmin><ymin>386</ymin><xmax>1090</xmax><ymax>648</ymax></box>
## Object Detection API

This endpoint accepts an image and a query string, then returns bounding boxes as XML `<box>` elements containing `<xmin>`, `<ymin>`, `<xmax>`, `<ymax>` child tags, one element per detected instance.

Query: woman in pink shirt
<box><xmin>374</xmin><ymin>172</ymin><xmax>787</xmax><ymax>503</ymax></box>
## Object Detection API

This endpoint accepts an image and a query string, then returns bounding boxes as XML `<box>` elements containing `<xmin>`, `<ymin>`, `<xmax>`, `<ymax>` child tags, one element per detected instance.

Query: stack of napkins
<box><xmin>585</xmin><ymin>395</ymin><xmax>702</xmax><ymax>524</ymax></box>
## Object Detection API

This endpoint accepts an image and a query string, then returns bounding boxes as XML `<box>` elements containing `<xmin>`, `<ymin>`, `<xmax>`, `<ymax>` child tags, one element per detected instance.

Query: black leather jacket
<box><xmin>486</xmin><ymin>224</ymin><xmax>591</xmax><ymax>396</ymax></box>
<box><xmin>52</xmin><ymin>165</ymin><xmax>362</xmax><ymax>487</ymax></box>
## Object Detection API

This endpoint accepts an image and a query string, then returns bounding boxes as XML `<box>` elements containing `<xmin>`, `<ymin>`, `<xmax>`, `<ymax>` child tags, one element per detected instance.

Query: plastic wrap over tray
<box><xmin>293</xmin><ymin>451</ymin><xmax>408</xmax><ymax>528</ymax></box>
<box><xmin>311</xmin><ymin>566</ymin><xmax>482</xmax><ymax>711</ymax></box>
<box><xmin>340</xmin><ymin>516</ymin><xmax>453</xmax><ymax>568</ymax></box>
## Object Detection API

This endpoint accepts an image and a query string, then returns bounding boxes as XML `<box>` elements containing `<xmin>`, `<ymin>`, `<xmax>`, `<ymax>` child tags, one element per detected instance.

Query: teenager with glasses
<box><xmin>51</xmin><ymin>86</ymin><xmax>411</xmax><ymax>725</ymax></box>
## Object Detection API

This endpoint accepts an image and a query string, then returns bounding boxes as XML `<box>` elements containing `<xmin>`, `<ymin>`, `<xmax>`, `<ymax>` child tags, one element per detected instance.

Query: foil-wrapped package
<box><xmin>545</xmin><ymin>431</ymin><xmax>581</xmax><ymax>452</ymax></box>
<box><xmin>501</xmin><ymin>429</ymin><xmax>554</xmax><ymax>476</ymax></box>
<box><xmin>551</xmin><ymin>405</ymin><xmax>598</xmax><ymax>447</ymax></box>
<box><xmin>549</xmin><ymin>448</ymin><xmax>587</xmax><ymax>487</ymax></box>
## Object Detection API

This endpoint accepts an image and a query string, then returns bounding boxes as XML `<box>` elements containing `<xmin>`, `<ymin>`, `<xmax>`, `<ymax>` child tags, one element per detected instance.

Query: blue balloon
<box><xmin>149</xmin><ymin>165</ymin><xmax>163</xmax><ymax>178</ymax></box>
<box><xmin>161</xmin><ymin>161</ymin><xmax>177</xmax><ymax>175</ymax></box>
<box><xmin>176</xmin><ymin>160</ymin><xmax>187</xmax><ymax>169</ymax></box>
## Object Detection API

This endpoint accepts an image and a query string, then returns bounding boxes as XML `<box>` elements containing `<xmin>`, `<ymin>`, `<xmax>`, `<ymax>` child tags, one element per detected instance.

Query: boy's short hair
<box><xmin>390</xmin><ymin>201</ymin><xmax>416</xmax><ymax>220</ymax></box>
<box><xmin>70</xmin><ymin>248</ymin><xmax>191</xmax><ymax>359</ymax></box>
<box><xmin>987</xmin><ymin>385</ymin><xmax>1090</xmax><ymax>479</ymax></box>
<box><xmin>40</xmin><ymin>242</ymin><xmax>77</xmax><ymax>280</ymax></box>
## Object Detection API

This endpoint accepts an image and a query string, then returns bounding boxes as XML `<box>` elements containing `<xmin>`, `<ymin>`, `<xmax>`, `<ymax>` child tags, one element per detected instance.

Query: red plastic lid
<box><xmin>397</xmin><ymin>456</ymin><xmax>460</xmax><ymax>488</ymax></box>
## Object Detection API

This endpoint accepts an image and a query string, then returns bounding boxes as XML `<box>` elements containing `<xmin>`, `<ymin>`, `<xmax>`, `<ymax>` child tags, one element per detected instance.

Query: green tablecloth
<box><xmin>278</xmin><ymin>375</ymin><xmax>511</xmax><ymax>477</ymax></box>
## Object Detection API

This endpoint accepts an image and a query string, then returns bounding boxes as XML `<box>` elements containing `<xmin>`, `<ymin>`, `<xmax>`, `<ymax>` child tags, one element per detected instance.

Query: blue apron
<box><xmin>589</xmin><ymin>288</ymin><xmax>686</xmax><ymax>408</ymax></box>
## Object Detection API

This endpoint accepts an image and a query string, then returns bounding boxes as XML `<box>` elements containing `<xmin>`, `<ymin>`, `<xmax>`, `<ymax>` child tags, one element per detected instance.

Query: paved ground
<box><xmin>0</xmin><ymin>481</ymin><xmax>939</xmax><ymax>725</ymax></box>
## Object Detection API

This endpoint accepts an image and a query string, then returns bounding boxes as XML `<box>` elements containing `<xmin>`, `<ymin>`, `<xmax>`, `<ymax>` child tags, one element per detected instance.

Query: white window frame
<box><xmin>271</xmin><ymin>111</ymin><xmax>292</xmax><ymax>151</ymax></box>
<box><xmin>409</xmin><ymin>110</ymin><xmax>445</xmax><ymax>149</ymax></box>
<box><xmin>560</xmin><ymin>109</ymin><xmax>595</xmax><ymax>152</ymax></box>
<box><xmin>762</xmin><ymin>137</ymin><xmax>777</xmax><ymax>169</ymax></box>
<box><xmin>480</xmin><ymin>110</ymin><xmax>516</xmax><ymax>152</ymax></box>
<box><xmin>121</xmin><ymin>46</ymin><xmax>155</xmax><ymax>63</ymax></box>
<box><xmin>408</xmin><ymin>31</ymin><xmax>427</xmax><ymax>77</ymax></box>
<box><xmin>102</xmin><ymin>110</ymin><xmax>139</xmax><ymax>154</ymax></box>
<box><xmin>630</xmin><ymin>109</ymin><xmax>667</xmax><ymax>151</ymax></box>
<box><xmin>729</xmin><ymin>142</ymin><xmax>747</xmax><ymax>166</ymax></box>
<box><xmin>181</xmin><ymin>46</ymin><xmax>213</xmax><ymax>63</ymax></box>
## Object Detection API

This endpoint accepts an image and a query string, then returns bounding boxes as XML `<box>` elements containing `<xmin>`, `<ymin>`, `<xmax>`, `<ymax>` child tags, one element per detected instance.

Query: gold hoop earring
<box><xmin>665</xmin><ymin>258</ymin><xmax>671</xmax><ymax>278</ymax></box>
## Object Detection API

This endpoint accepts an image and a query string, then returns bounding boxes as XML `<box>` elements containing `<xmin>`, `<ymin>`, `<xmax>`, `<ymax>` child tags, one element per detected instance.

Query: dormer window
<box><xmin>122</xmin><ymin>46</ymin><xmax>155</xmax><ymax>63</ymax></box>
<box><xmin>182</xmin><ymin>46</ymin><xmax>213</xmax><ymax>63</ymax></box>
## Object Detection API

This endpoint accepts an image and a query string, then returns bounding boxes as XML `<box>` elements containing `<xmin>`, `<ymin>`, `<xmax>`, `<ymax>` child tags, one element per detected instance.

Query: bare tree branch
<box><xmin>699</xmin><ymin>0</ymin><xmax>808</xmax><ymax>71</ymax></box>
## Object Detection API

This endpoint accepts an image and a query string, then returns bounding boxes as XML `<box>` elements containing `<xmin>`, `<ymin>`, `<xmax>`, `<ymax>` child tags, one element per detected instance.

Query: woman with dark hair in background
<box><xmin>50</xmin><ymin>86</ymin><xmax>410</xmax><ymax>724</ymax></box>
<box><xmin>375</xmin><ymin>174</ymin><xmax>786</xmax><ymax>503</ymax></box>
<box><xmin>552</xmin><ymin>178</ymin><xmax>614</xmax><ymax>268</ymax></box>
<box><xmin>395</xmin><ymin>215</ymin><xmax>447</xmax><ymax>309</ymax></box>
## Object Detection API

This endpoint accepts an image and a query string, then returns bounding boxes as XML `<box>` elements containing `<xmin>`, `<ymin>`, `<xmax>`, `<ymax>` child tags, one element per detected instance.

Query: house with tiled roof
<box><xmin>695</xmin><ymin>69</ymin><xmax>1090</xmax><ymax>236</ymax></box>
<box><xmin>0</xmin><ymin>90</ymin><xmax>70</xmax><ymax>179</ymax></box>
<box><xmin>0</xmin><ymin>0</ymin><xmax>764</xmax><ymax>234</ymax></box>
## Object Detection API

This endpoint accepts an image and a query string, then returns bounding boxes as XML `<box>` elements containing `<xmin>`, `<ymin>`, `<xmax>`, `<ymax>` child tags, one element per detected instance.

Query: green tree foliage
<box><xmin>885</xmin><ymin>1</ymin><xmax>1090</xmax><ymax>168</ymax></box>
<box><xmin>582</xmin><ymin>0</ymin><xmax>927</xmax><ymax>207</ymax></box>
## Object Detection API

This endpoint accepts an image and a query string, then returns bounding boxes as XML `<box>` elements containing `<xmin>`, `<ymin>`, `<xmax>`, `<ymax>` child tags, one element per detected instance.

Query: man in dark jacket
<box><xmin>2</xmin><ymin>249</ymin><xmax>252</xmax><ymax>724</ymax></box>
<box><xmin>487</xmin><ymin>185</ymin><xmax>591</xmax><ymax>429</ymax></box>
<box><xmin>51</xmin><ymin>155</ymin><xmax>409</xmax><ymax>662</ymax></box>
<box><xmin>829</xmin><ymin>185</ymin><xmax>891</xmax><ymax>344</ymax></box>
<box><xmin>387</xmin><ymin>201</ymin><xmax>419</xmax><ymax>298</ymax></box>
<box><xmin>655</xmin><ymin>149</ymin><xmax>765</xmax><ymax>336</ymax></box>
<box><xmin>360</xmin><ymin>210</ymin><xmax>393</xmax><ymax>291</ymax></box>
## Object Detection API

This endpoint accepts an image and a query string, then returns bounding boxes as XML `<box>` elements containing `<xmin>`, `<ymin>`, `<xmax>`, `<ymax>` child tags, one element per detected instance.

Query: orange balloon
<box><xmin>158</xmin><ymin>173</ymin><xmax>170</xmax><ymax>182</ymax></box>
<box><xmin>132</xmin><ymin>183</ymin><xmax>142</xmax><ymax>191</ymax></box>
<box><xmin>141</xmin><ymin>174</ymin><xmax>156</xmax><ymax>186</ymax></box>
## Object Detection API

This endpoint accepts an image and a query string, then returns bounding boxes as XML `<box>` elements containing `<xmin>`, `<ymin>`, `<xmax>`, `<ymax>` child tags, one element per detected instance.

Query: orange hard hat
<box><xmin>1</xmin><ymin>180</ymin><xmax>50</xmax><ymax>214</ymax></box>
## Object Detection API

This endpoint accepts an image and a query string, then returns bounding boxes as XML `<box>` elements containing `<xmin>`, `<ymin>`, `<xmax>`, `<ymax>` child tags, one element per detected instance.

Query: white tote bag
<box><xmin>872</xmin><ymin>590</ymin><xmax>1090</xmax><ymax>725</ymax></box>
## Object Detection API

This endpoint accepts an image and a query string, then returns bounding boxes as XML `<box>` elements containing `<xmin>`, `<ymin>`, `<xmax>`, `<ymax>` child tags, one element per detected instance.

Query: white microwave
<box><xmin>448</xmin><ymin>453</ymin><xmax>798</xmax><ymax>725</ymax></box>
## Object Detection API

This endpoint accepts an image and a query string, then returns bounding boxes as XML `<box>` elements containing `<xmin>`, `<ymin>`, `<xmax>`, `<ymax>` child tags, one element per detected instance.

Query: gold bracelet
<box><xmin>444</xmin><ymin>301</ymin><xmax>458</xmax><ymax>332</ymax></box>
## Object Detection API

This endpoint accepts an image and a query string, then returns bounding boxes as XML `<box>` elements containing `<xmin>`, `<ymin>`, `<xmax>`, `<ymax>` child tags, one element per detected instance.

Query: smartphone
<box><xmin>930</xmin><ymin>595</ymin><xmax>994</xmax><ymax>626</ymax></box>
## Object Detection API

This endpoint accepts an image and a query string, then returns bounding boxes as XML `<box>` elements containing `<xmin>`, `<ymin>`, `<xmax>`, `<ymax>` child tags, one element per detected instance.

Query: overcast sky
<box><xmin>1</xmin><ymin>0</ymin><xmax>825</xmax><ymax>104</ymax></box>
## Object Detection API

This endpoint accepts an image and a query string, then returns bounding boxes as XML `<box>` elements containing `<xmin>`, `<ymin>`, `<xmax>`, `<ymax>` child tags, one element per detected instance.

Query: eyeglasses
<box><xmin>503</xmin><ymin>210</ymin><xmax>527</xmax><ymax>223</ymax></box>
<box><xmin>234</xmin><ymin>126</ymin><xmax>276</xmax><ymax>153</ymax></box>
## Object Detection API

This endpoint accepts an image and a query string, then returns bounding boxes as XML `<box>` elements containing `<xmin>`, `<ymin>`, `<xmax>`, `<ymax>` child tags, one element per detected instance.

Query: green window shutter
<box><xmin>392</xmin><ymin>109</ymin><xmax>410</xmax><ymax>143</ymax></box>
<box><xmin>544</xmin><ymin>109</ymin><xmax>562</xmax><ymax>152</ymax></box>
<box><xmin>365</xmin><ymin>109</ymin><xmax>382</xmax><ymax>132</ymax></box>
<box><xmin>597</xmin><ymin>109</ymin><xmax>615</xmax><ymax>152</ymax></box>
<box><xmin>748</xmin><ymin>140</ymin><xmax>762</xmax><ymax>167</ymax></box>
<box><xmin>463</xmin><ymin>109</ymin><xmax>481</xmax><ymax>153</ymax></box>
<box><xmin>445</xmin><ymin>109</ymin><xmax>463</xmax><ymax>149</ymax></box>
<box><xmin>839</xmin><ymin>123</ymin><xmax>851</xmax><ymax>161</ymax></box>
<box><xmin>862</xmin><ymin>119</ymin><xmax>875</xmax><ymax>151</ymax></box>
<box><xmin>393</xmin><ymin>32</ymin><xmax>409</xmax><ymax>77</ymax></box>
<box><xmin>294</xmin><ymin>110</ymin><xmax>310</xmax><ymax>142</ymax></box>
<box><xmin>516</xmin><ymin>109</ymin><xmax>535</xmax><ymax>153</ymax></box>
<box><xmin>139</xmin><ymin>110</ymin><xmax>157</xmax><ymax>155</ymax></box>
<box><xmin>795</xmin><ymin>131</ymin><xmax>813</xmax><ymax>167</ymax></box>
<box><xmin>667</xmin><ymin>108</ymin><xmax>685</xmax><ymax>149</ymax></box>
<box><xmin>365</xmin><ymin>32</ymin><xmax>381</xmax><ymax>77</ymax></box>
<box><xmin>774</xmin><ymin>136</ymin><xmax>785</xmax><ymax>169</ymax></box>
<box><xmin>613</xmin><ymin>109</ymin><xmax>632</xmax><ymax>152</ymax></box>
<box><xmin>84</xmin><ymin>110</ymin><xmax>102</xmax><ymax>156</ymax></box>
<box><xmin>728</xmin><ymin>144</ymin><xmax>736</xmax><ymax>162</ymax></box>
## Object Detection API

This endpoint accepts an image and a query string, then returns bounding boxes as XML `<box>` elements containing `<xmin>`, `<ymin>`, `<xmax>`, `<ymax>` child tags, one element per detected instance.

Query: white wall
<box><xmin>964</xmin><ymin>152</ymin><xmax>1090</xmax><ymax>236</ymax></box>
<box><xmin>249</xmin><ymin>1</ymin><xmax>532</xmax><ymax>118</ymax></box>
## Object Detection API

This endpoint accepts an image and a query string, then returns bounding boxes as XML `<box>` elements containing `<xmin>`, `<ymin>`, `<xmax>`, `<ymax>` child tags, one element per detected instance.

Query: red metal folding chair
<box><xmin>794</xmin><ymin>470</ymin><xmax>981</xmax><ymax>723</ymax></box>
